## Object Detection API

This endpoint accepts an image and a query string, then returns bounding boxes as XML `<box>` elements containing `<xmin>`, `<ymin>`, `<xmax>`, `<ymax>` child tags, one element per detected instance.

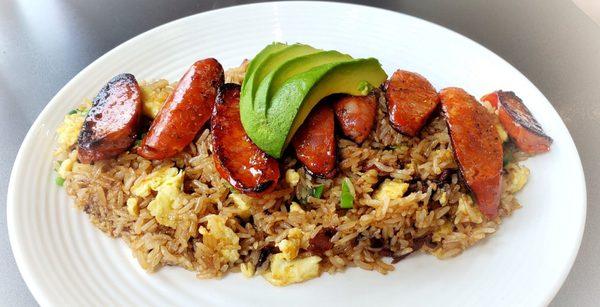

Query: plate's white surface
<box><xmin>7</xmin><ymin>2</ymin><xmax>586</xmax><ymax>307</ymax></box>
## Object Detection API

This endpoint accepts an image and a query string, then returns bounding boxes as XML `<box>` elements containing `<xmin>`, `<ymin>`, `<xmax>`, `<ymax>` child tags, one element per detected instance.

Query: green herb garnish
<box><xmin>310</xmin><ymin>184</ymin><xmax>324</xmax><ymax>199</ymax></box>
<box><xmin>55</xmin><ymin>176</ymin><xmax>65</xmax><ymax>186</ymax></box>
<box><xmin>68</xmin><ymin>109</ymin><xmax>78</xmax><ymax>115</ymax></box>
<box><xmin>340</xmin><ymin>178</ymin><xmax>355</xmax><ymax>209</ymax></box>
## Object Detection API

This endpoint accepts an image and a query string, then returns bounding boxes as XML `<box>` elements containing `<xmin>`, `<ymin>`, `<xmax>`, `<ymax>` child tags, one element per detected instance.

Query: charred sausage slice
<box><xmin>212</xmin><ymin>84</ymin><xmax>280</xmax><ymax>197</ymax></box>
<box><xmin>77</xmin><ymin>73</ymin><xmax>142</xmax><ymax>163</ymax></box>
<box><xmin>385</xmin><ymin>70</ymin><xmax>440</xmax><ymax>136</ymax></box>
<box><xmin>292</xmin><ymin>103</ymin><xmax>337</xmax><ymax>178</ymax></box>
<box><xmin>138</xmin><ymin>58</ymin><xmax>224</xmax><ymax>160</ymax></box>
<box><xmin>333</xmin><ymin>93</ymin><xmax>377</xmax><ymax>144</ymax></box>
<box><xmin>440</xmin><ymin>87</ymin><xmax>503</xmax><ymax>219</ymax></box>
<box><xmin>481</xmin><ymin>91</ymin><xmax>552</xmax><ymax>154</ymax></box>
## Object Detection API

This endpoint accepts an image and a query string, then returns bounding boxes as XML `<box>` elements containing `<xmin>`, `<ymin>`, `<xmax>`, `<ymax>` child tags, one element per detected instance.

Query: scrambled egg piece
<box><xmin>229</xmin><ymin>193</ymin><xmax>253</xmax><ymax>219</ymax></box>
<box><xmin>126</xmin><ymin>197</ymin><xmax>139</xmax><ymax>216</ymax></box>
<box><xmin>505</xmin><ymin>163</ymin><xmax>530</xmax><ymax>193</ymax></box>
<box><xmin>56</xmin><ymin>110</ymin><xmax>86</xmax><ymax>150</ymax></box>
<box><xmin>289</xmin><ymin>202</ymin><xmax>304</xmax><ymax>214</ymax></box>
<box><xmin>147</xmin><ymin>171</ymin><xmax>185</xmax><ymax>228</ymax></box>
<box><xmin>57</xmin><ymin>157</ymin><xmax>75</xmax><ymax>178</ymax></box>
<box><xmin>496</xmin><ymin>123</ymin><xmax>509</xmax><ymax>143</ymax></box>
<box><xmin>199</xmin><ymin>215</ymin><xmax>241</xmax><ymax>263</ymax></box>
<box><xmin>454</xmin><ymin>195</ymin><xmax>484</xmax><ymax>224</ymax></box>
<box><xmin>263</xmin><ymin>253</ymin><xmax>321</xmax><ymax>286</ymax></box>
<box><xmin>374</xmin><ymin>179</ymin><xmax>409</xmax><ymax>201</ymax></box>
<box><xmin>130</xmin><ymin>167</ymin><xmax>186</xmax><ymax>227</ymax></box>
<box><xmin>140</xmin><ymin>79</ymin><xmax>173</xmax><ymax>118</ymax></box>
<box><xmin>276</xmin><ymin>228</ymin><xmax>305</xmax><ymax>261</ymax></box>
<box><xmin>285</xmin><ymin>169</ymin><xmax>300</xmax><ymax>187</ymax></box>
<box><xmin>131</xmin><ymin>167</ymin><xmax>179</xmax><ymax>197</ymax></box>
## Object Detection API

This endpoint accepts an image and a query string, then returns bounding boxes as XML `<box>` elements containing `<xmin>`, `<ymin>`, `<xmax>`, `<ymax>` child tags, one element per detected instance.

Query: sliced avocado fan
<box><xmin>240</xmin><ymin>43</ymin><xmax>388</xmax><ymax>158</ymax></box>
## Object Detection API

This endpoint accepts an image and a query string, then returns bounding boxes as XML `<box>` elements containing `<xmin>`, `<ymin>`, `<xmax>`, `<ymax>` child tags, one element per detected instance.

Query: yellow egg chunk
<box><xmin>289</xmin><ymin>202</ymin><xmax>304</xmax><ymax>213</ymax></box>
<box><xmin>285</xmin><ymin>169</ymin><xmax>300</xmax><ymax>187</ymax></box>
<box><xmin>131</xmin><ymin>167</ymin><xmax>180</xmax><ymax>198</ymax></box>
<box><xmin>374</xmin><ymin>180</ymin><xmax>409</xmax><ymax>201</ymax></box>
<box><xmin>496</xmin><ymin>123</ymin><xmax>509</xmax><ymax>143</ymax></box>
<box><xmin>504</xmin><ymin>163</ymin><xmax>530</xmax><ymax>193</ymax></box>
<box><xmin>229</xmin><ymin>193</ymin><xmax>253</xmax><ymax>219</ymax></box>
<box><xmin>146</xmin><ymin>170</ymin><xmax>185</xmax><ymax>228</ymax></box>
<box><xmin>199</xmin><ymin>215</ymin><xmax>241</xmax><ymax>263</ymax></box>
<box><xmin>56</xmin><ymin>112</ymin><xmax>85</xmax><ymax>150</ymax></box>
<box><xmin>126</xmin><ymin>197</ymin><xmax>139</xmax><ymax>216</ymax></box>
<box><xmin>263</xmin><ymin>253</ymin><xmax>321</xmax><ymax>286</ymax></box>
<box><xmin>140</xmin><ymin>79</ymin><xmax>173</xmax><ymax>118</ymax></box>
<box><xmin>57</xmin><ymin>157</ymin><xmax>75</xmax><ymax>178</ymax></box>
<box><xmin>276</xmin><ymin>228</ymin><xmax>305</xmax><ymax>261</ymax></box>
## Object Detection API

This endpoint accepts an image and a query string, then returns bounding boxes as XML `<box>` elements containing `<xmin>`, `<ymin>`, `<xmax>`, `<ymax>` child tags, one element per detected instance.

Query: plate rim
<box><xmin>7</xmin><ymin>2</ymin><xmax>587</xmax><ymax>306</ymax></box>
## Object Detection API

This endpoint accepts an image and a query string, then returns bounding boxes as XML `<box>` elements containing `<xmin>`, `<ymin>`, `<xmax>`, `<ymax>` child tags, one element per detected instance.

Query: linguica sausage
<box><xmin>293</xmin><ymin>103</ymin><xmax>337</xmax><ymax>178</ymax></box>
<box><xmin>138</xmin><ymin>58</ymin><xmax>224</xmax><ymax>160</ymax></box>
<box><xmin>481</xmin><ymin>91</ymin><xmax>552</xmax><ymax>154</ymax></box>
<box><xmin>440</xmin><ymin>87</ymin><xmax>503</xmax><ymax>219</ymax></box>
<box><xmin>333</xmin><ymin>93</ymin><xmax>377</xmax><ymax>144</ymax></box>
<box><xmin>385</xmin><ymin>70</ymin><xmax>440</xmax><ymax>136</ymax></box>
<box><xmin>212</xmin><ymin>84</ymin><xmax>280</xmax><ymax>197</ymax></box>
<box><xmin>77</xmin><ymin>73</ymin><xmax>142</xmax><ymax>163</ymax></box>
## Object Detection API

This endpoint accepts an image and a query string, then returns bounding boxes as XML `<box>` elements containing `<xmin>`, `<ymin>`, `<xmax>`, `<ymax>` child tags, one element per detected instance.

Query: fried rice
<box><xmin>52</xmin><ymin>62</ymin><xmax>530</xmax><ymax>286</ymax></box>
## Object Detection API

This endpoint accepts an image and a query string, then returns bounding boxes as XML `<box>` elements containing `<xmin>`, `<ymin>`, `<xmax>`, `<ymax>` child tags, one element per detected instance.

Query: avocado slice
<box><xmin>252</xmin><ymin>50</ymin><xmax>353</xmax><ymax>115</ymax></box>
<box><xmin>245</xmin><ymin>58</ymin><xmax>388</xmax><ymax>158</ymax></box>
<box><xmin>240</xmin><ymin>43</ymin><xmax>286</xmax><ymax>109</ymax></box>
<box><xmin>242</xmin><ymin>44</ymin><xmax>320</xmax><ymax>105</ymax></box>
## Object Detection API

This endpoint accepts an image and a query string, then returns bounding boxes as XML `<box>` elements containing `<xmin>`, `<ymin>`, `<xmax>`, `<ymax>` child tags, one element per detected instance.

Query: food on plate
<box><xmin>211</xmin><ymin>83</ymin><xmax>280</xmax><ymax>197</ymax></box>
<box><xmin>253</xmin><ymin>50</ymin><xmax>352</xmax><ymax>115</ymax></box>
<box><xmin>240</xmin><ymin>43</ymin><xmax>387</xmax><ymax>158</ymax></box>
<box><xmin>292</xmin><ymin>103</ymin><xmax>337</xmax><ymax>178</ymax></box>
<box><xmin>440</xmin><ymin>87</ymin><xmax>503</xmax><ymax>218</ymax></box>
<box><xmin>137</xmin><ymin>58</ymin><xmax>224</xmax><ymax>160</ymax></box>
<box><xmin>77</xmin><ymin>73</ymin><xmax>142</xmax><ymax>163</ymax></box>
<box><xmin>385</xmin><ymin>70</ymin><xmax>440</xmax><ymax>136</ymax></box>
<box><xmin>481</xmin><ymin>90</ymin><xmax>552</xmax><ymax>154</ymax></box>
<box><xmin>52</xmin><ymin>42</ymin><xmax>551</xmax><ymax>286</ymax></box>
<box><xmin>333</xmin><ymin>93</ymin><xmax>378</xmax><ymax>144</ymax></box>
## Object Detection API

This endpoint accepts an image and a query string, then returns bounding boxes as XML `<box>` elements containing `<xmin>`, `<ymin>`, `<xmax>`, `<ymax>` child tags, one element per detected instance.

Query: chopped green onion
<box><xmin>340</xmin><ymin>178</ymin><xmax>355</xmax><ymax>209</ymax></box>
<box><xmin>55</xmin><ymin>176</ymin><xmax>65</xmax><ymax>186</ymax></box>
<box><xmin>68</xmin><ymin>109</ymin><xmax>78</xmax><ymax>115</ymax></box>
<box><xmin>310</xmin><ymin>184</ymin><xmax>324</xmax><ymax>199</ymax></box>
<box><xmin>134</xmin><ymin>139</ymin><xmax>142</xmax><ymax>147</ymax></box>
<box><xmin>503</xmin><ymin>156</ymin><xmax>510</xmax><ymax>167</ymax></box>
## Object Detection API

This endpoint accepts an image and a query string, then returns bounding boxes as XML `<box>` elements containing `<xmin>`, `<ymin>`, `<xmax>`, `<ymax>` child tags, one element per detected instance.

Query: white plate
<box><xmin>7</xmin><ymin>2</ymin><xmax>586</xmax><ymax>306</ymax></box>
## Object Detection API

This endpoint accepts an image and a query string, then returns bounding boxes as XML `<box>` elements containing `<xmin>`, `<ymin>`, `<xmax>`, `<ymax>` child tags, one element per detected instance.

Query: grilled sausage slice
<box><xmin>292</xmin><ymin>103</ymin><xmax>337</xmax><ymax>178</ymax></box>
<box><xmin>481</xmin><ymin>91</ymin><xmax>552</xmax><ymax>154</ymax></box>
<box><xmin>77</xmin><ymin>73</ymin><xmax>142</xmax><ymax>163</ymax></box>
<box><xmin>212</xmin><ymin>84</ymin><xmax>280</xmax><ymax>197</ymax></box>
<box><xmin>385</xmin><ymin>70</ymin><xmax>440</xmax><ymax>136</ymax></box>
<box><xmin>440</xmin><ymin>87</ymin><xmax>503</xmax><ymax>219</ymax></box>
<box><xmin>333</xmin><ymin>93</ymin><xmax>377</xmax><ymax>144</ymax></box>
<box><xmin>138</xmin><ymin>58</ymin><xmax>224</xmax><ymax>160</ymax></box>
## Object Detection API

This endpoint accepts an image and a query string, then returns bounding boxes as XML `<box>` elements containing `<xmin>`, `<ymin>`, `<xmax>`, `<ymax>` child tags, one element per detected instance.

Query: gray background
<box><xmin>1</xmin><ymin>0</ymin><xmax>598</xmax><ymax>305</ymax></box>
